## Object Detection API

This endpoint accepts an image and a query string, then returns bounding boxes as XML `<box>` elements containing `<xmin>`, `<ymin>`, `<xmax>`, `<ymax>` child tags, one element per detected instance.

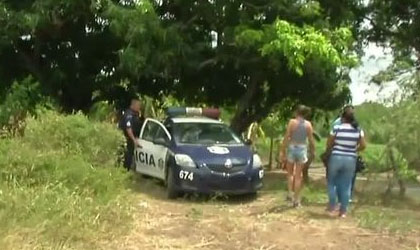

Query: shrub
<box><xmin>89</xmin><ymin>100</ymin><xmax>118</xmax><ymax>122</ymax></box>
<box><xmin>22</xmin><ymin>111</ymin><xmax>124</xmax><ymax>167</ymax></box>
<box><xmin>361</xmin><ymin>143</ymin><xmax>387</xmax><ymax>172</ymax></box>
<box><xmin>0</xmin><ymin>111</ymin><xmax>132</xmax><ymax>249</ymax></box>
<box><xmin>0</xmin><ymin>76</ymin><xmax>53</xmax><ymax>135</ymax></box>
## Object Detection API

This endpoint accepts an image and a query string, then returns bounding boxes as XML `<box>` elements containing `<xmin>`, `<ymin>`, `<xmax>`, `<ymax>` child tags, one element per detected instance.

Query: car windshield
<box><xmin>172</xmin><ymin>122</ymin><xmax>243</xmax><ymax>145</ymax></box>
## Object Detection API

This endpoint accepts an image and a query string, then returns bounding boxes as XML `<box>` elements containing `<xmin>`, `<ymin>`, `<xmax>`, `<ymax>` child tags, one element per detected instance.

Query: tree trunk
<box><xmin>231</xmin><ymin>113</ymin><xmax>259</xmax><ymax>136</ymax></box>
<box><xmin>268</xmin><ymin>137</ymin><xmax>273</xmax><ymax>170</ymax></box>
<box><xmin>388</xmin><ymin>147</ymin><xmax>406</xmax><ymax>197</ymax></box>
<box><xmin>385</xmin><ymin>171</ymin><xmax>393</xmax><ymax>196</ymax></box>
<box><xmin>230</xmin><ymin>76</ymin><xmax>260</xmax><ymax>134</ymax></box>
<box><xmin>230</xmin><ymin>74</ymin><xmax>273</xmax><ymax>134</ymax></box>
<box><xmin>398</xmin><ymin>179</ymin><xmax>406</xmax><ymax>197</ymax></box>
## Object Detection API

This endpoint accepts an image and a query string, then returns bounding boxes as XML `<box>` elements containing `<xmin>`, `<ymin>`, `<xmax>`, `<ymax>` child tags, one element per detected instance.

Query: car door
<box><xmin>134</xmin><ymin>118</ymin><xmax>171</xmax><ymax>180</ymax></box>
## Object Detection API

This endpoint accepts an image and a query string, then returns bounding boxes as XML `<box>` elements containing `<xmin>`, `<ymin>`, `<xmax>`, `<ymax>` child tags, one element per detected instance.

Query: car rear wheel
<box><xmin>166</xmin><ymin>166</ymin><xmax>179</xmax><ymax>199</ymax></box>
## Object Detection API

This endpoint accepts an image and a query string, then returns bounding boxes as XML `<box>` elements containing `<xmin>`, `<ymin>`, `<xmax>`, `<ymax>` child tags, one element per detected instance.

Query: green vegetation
<box><xmin>356</xmin><ymin>207</ymin><xmax>420</xmax><ymax>233</ymax></box>
<box><xmin>355</xmin><ymin>191</ymin><xmax>420</xmax><ymax>233</ymax></box>
<box><xmin>0</xmin><ymin>0</ymin><xmax>420</xmax><ymax>247</ymax></box>
<box><xmin>0</xmin><ymin>111</ymin><xmax>133</xmax><ymax>249</ymax></box>
<box><xmin>0</xmin><ymin>0</ymin><xmax>363</xmax><ymax>133</ymax></box>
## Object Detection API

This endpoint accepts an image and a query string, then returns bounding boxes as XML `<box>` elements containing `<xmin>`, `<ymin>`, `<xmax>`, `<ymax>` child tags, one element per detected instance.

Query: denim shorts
<box><xmin>287</xmin><ymin>145</ymin><xmax>308</xmax><ymax>164</ymax></box>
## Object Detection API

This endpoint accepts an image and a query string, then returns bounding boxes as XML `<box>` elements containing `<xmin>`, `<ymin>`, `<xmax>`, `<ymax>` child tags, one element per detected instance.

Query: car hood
<box><xmin>175</xmin><ymin>144</ymin><xmax>252</xmax><ymax>167</ymax></box>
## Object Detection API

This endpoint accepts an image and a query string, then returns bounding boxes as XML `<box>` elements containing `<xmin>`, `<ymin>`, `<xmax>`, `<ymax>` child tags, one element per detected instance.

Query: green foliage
<box><xmin>105</xmin><ymin>0</ymin><xmax>181</xmax><ymax>79</ymax></box>
<box><xmin>0</xmin><ymin>76</ymin><xmax>54</xmax><ymax>134</ymax></box>
<box><xmin>356</xmin><ymin>207</ymin><xmax>420</xmax><ymax>233</ymax></box>
<box><xmin>387</xmin><ymin>99</ymin><xmax>420</xmax><ymax>171</ymax></box>
<box><xmin>0</xmin><ymin>0</ymin><xmax>365</xmax><ymax>134</ymax></box>
<box><xmin>299</xmin><ymin>1</ymin><xmax>322</xmax><ymax>18</ymax></box>
<box><xmin>141</xmin><ymin>94</ymin><xmax>185</xmax><ymax>120</ymax></box>
<box><xmin>256</xmin><ymin>20</ymin><xmax>356</xmax><ymax>75</ymax></box>
<box><xmin>354</xmin><ymin>100</ymin><xmax>420</xmax><ymax>180</ymax></box>
<box><xmin>23</xmin><ymin>111</ymin><xmax>125</xmax><ymax>167</ymax></box>
<box><xmin>0</xmin><ymin>77</ymin><xmax>40</xmax><ymax>124</ymax></box>
<box><xmin>259</xmin><ymin>102</ymin><xmax>295</xmax><ymax>138</ymax></box>
<box><xmin>367</xmin><ymin>0</ymin><xmax>420</xmax><ymax>57</ymax></box>
<box><xmin>301</xmin><ymin>184</ymin><xmax>327</xmax><ymax>204</ymax></box>
<box><xmin>367</xmin><ymin>0</ymin><xmax>420</xmax><ymax>97</ymax></box>
<box><xmin>0</xmin><ymin>111</ymin><xmax>132</xmax><ymax>248</ymax></box>
<box><xmin>0</xmin><ymin>0</ymin><xmax>172</xmax><ymax>110</ymax></box>
<box><xmin>88</xmin><ymin>100</ymin><xmax>117</xmax><ymax>122</ymax></box>
<box><xmin>355</xmin><ymin>103</ymin><xmax>391</xmax><ymax>144</ymax></box>
<box><xmin>360</xmin><ymin>143</ymin><xmax>387</xmax><ymax>172</ymax></box>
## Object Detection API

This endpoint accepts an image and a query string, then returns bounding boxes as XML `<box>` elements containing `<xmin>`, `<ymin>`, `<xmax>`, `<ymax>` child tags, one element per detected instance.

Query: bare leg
<box><xmin>293</xmin><ymin>163</ymin><xmax>304</xmax><ymax>204</ymax></box>
<box><xmin>286</xmin><ymin>161</ymin><xmax>295</xmax><ymax>197</ymax></box>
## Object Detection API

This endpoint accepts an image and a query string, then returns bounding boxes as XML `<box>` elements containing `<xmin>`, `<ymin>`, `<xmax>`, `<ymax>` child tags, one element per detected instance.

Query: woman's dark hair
<box><xmin>342</xmin><ymin>110</ymin><xmax>359</xmax><ymax>129</ymax></box>
<box><xmin>341</xmin><ymin>105</ymin><xmax>354</xmax><ymax>117</ymax></box>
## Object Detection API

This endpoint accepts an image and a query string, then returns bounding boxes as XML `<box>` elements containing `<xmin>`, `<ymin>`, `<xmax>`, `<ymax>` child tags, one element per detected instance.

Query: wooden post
<box><xmin>268</xmin><ymin>137</ymin><xmax>273</xmax><ymax>170</ymax></box>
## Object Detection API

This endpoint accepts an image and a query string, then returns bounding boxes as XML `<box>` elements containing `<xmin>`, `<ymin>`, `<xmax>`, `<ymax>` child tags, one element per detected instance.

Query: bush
<box><xmin>388</xmin><ymin>99</ymin><xmax>420</xmax><ymax>171</ymax></box>
<box><xmin>0</xmin><ymin>76</ymin><xmax>53</xmax><ymax>135</ymax></box>
<box><xmin>361</xmin><ymin>143</ymin><xmax>387</xmax><ymax>172</ymax></box>
<box><xmin>89</xmin><ymin>100</ymin><xmax>118</xmax><ymax>122</ymax></box>
<box><xmin>22</xmin><ymin>111</ymin><xmax>124</xmax><ymax>167</ymax></box>
<box><xmin>0</xmin><ymin>111</ymin><xmax>132</xmax><ymax>249</ymax></box>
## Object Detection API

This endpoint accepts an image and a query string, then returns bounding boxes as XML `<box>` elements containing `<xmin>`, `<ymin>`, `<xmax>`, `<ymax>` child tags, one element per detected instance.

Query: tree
<box><xmin>0</xmin><ymin>0</ymin><xmax>364</xmax><ymax>128</ymax></box>
<box><xmin>367</xmin><ymin>0</ymin><xmax>420</xmax><ymax>59</ymax></box>
<box><xmin>144</xmin><ymin>0</ymin><xmax>363</xmax><ymax>133</ymax></box>
<box><xmin>364</xmin><ymin>0</ymin><xmax>420</xmax><ymax>194</ymax></box>
<box><xmin>366</xmin><ymin>0</ymin><xmax>420</xmax><ymax>92</ymax></box>
<box><xmin>0</xmin><ymin>0</ymin><xmax>175</xmax><ymax>111</ymax></box>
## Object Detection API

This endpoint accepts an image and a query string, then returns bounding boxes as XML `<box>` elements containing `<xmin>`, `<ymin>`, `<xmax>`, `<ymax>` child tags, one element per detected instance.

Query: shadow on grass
<box><xmin>126</xmin><ymin>172</ymin><xmax>259</xmax><ymax>204</ymax></box>
<box><xmin>126</xmin><ymin>170</ymin><xmax>331</xmax><ymax>206</ymax></box>
<box><xmin>266</xmin><ymin>204</ymin><xmax>295</xmax><ymax>214</ymax></box>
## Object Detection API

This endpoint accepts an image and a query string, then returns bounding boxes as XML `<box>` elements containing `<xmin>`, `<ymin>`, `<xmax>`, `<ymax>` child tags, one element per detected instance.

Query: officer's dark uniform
<box><xmin>120</xmin><ymin>109</ymin><xmax>143</xmax><ymax>170</ymax></box>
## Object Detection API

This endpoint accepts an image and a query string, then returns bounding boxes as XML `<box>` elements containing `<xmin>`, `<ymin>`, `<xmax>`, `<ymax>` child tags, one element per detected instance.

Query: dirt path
<box><xmin>104</xmin><ymin>173</ymin><xmax>419</xmax><ymax>250</ymax></box>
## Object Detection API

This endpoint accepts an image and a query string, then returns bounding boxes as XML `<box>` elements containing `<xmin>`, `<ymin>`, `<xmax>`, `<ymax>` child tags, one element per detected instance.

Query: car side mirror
<box><xmin>154</xmin><ymin>137</ymin><xmax>169</xmax><ymax>146</ymax></box>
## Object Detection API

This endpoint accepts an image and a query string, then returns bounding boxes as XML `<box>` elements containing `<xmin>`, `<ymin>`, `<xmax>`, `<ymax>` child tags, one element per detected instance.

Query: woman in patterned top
<box><xmin>326</xmin><ymin>108</ymin><xmax>366</xmax><ymax>218</ymax></box>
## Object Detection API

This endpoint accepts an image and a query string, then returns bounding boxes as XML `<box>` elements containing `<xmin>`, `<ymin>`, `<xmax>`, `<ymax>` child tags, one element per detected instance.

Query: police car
<box><xmin>134</xmin><ymin>107</ymin><xmax>264</xmax><ymax>198</ymax></box>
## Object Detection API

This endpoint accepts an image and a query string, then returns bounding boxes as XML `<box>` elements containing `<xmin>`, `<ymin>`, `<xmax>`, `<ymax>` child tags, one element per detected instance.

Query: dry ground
<box><xmin>102</xmin><ymin>172</ymin><xmax>420</xmax><ymax>250</ymax></box>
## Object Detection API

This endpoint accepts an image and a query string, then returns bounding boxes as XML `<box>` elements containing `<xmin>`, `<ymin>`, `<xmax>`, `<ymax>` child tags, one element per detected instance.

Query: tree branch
<box><xmin>198</xmin><ymin>58</ymin><xmax>217</xmax><ymax>70</ymax></box>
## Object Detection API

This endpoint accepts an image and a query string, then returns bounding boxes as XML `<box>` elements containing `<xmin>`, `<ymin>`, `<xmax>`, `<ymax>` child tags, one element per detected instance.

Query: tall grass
<box><xmin>0</xmin><ymin>111</ymin><xmax>133</xmax><ymax>249</ymax></box>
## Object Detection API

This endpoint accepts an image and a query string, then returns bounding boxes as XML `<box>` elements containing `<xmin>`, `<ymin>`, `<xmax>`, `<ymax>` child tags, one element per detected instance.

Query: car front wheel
<box><xmin>166</xmin><ymin>166</ymin><xmax>180</xmax><ymax>199</ymax></box>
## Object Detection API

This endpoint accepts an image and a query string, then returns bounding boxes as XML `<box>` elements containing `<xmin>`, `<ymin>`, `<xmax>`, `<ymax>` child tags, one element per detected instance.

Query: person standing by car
<box><xmin>119</xmin><ymin>98</ymin><xmax>144</xmax><ymax>170</ymax></box>
<box><xmin>326</xmin><ymin>108</ymin><xmax>366</xmax><ymax>218</ymax></box>
<box><xmin>280</xmin><ymin>105</ymin><xmax>316</xmax><ymax>207</ymax></box>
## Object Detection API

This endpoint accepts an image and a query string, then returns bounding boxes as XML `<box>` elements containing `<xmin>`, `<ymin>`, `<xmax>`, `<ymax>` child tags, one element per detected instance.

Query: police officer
<box><xmin>120</xmin><ymin>98</ymin><xmax>144</xmax><ymax>170</ymax></box>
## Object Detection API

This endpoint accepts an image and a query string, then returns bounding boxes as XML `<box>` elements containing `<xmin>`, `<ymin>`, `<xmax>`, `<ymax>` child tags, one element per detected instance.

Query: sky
<box><xmin>349</xmin><ymin>43</ymin><xmax>399</xmax><ymax>105</ymax></box>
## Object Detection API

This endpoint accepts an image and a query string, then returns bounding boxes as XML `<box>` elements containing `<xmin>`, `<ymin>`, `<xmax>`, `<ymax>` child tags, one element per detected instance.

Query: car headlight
<box><xmin>253</xmin><ymin>154</ymin><xmax>262</xmax><ymax>169</ymax></box>
<box><xmin>175</xmin><ymin>154</ymin><xmax>196</xmax><ymax>168</ymax></box>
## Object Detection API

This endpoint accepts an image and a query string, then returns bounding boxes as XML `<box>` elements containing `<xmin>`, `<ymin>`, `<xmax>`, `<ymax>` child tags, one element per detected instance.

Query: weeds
<box><xmin>0</xmin><ymin>111</ymin><xmax>133</xmax><ymax>249</ymax></box>
<box><xmin>356</xmin><ymin>207</ymin><xmax>420</xmax><ymax>233</ymax></box>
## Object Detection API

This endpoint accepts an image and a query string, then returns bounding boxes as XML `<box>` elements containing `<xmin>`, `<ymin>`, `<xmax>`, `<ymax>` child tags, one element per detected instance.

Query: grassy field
<box><xmin>0</xmin><ymin>111</ymin><xmax>135</xmax><ymax>249</ymax></box>
<box><xmin>1</xmin><ymin>113</ymin><xmax>419</xmax><ymax>249</ymax></box>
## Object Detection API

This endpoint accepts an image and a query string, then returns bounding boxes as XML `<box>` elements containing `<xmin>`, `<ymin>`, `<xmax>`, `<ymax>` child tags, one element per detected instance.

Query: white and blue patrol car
<box><xmin>133</xmin><ymin>107</ymin><xmax>264</xmax><ymax>198</ymax></box>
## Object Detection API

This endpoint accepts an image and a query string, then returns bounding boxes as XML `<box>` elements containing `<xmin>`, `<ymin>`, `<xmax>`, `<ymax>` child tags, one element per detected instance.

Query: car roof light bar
<box><xmin>166</xmin><ymin>107</ymin><xmax>220</xmax><ymax>119</ymax></box>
